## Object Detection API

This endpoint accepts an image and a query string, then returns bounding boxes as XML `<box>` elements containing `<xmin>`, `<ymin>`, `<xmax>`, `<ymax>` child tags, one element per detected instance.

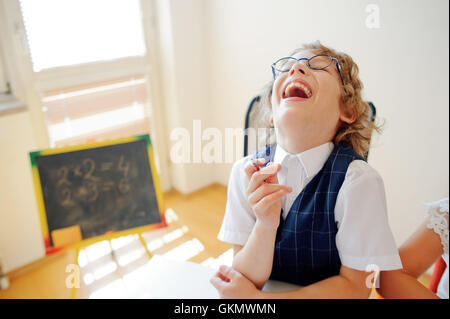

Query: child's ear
<box><xmin>339</xmin><ymin>106</ymin><xmax>356</xmax><ymax>124</ymax></box>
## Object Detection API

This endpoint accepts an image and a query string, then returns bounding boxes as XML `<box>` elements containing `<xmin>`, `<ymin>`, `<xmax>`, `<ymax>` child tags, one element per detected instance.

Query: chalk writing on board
<box><xmin>53</xmin><ymin>156</ymin><xmax>132</xmax><ymax>207</ymax></box>
<box><xmin>57</xmin><ymin>166</ymin><xmax>71</xmax><ymax>186</ymax></box>
<box><xmin>60</xmin><ymin>188</ymin><xmax>75</xmax><ymax>207</ymax></box>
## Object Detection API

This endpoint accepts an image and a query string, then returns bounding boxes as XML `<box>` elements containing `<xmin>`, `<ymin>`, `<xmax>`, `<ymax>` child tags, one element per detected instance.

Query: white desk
<box><xmin>89</xmin><ymin>255</ymin><xmax>301</xmax><ymax>299</ymax></box>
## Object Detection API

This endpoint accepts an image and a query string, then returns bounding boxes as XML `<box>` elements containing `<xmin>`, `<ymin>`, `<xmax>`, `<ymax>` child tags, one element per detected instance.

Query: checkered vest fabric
<box><xmin>252</xmin><ymin>142</ymin><xmax>365</xmax><ymax>286</ymax></box>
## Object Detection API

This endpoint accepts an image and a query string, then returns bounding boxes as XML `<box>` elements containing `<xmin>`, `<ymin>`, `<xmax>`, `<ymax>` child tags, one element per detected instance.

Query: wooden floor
<box><xmin>0</xmin><ymin>183</ymin><xmax>430</xmax><ymax>299</ymax></box>
<box><xmin>0</xmin><ymin>183</ymin><xmax>232</xmax><ymax>299</ymax></box>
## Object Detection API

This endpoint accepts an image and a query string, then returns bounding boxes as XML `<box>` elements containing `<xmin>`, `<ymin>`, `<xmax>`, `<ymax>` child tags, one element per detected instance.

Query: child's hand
<box><xmin>244</xmin><ymin>158</ymin><xmax>292</xmax><ymax>229</ymax></box>
<box><xmin>210</xmin><ymin>265</ymin><xmax>260</xmax><ymax>299</ymax></box>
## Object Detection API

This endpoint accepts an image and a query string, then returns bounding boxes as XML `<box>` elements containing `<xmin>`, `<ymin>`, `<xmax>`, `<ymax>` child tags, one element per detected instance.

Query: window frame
<box><xmin>34</xmin><ymin>56</ymin><xmax>150</xmax><ymax>92</ymax></box>
<box><xmin>0</xmin><ymin>46</ymin><xmax>8</xmax><ymax>94</ymax></box>
<box><xmin>0</xmin><ymin>2</ymin><xmax>27</xmax><ymax>115</ymax></box>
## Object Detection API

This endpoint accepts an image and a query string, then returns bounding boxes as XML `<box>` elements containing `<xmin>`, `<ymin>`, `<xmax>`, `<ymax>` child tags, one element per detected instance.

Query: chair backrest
<box><xmin>243</xmin><ymin>96</ymin><xmax>377</xmax><ymax>160</ymax></box>
<box><xmin>243</xmin><ymin>95</ymin><xmax>275</xmax><ymax>158</ymax></box>
<box><xmin>365</xmin><ymin>101</ymin><xmax>376</xmax><ymax>160</ymax></box>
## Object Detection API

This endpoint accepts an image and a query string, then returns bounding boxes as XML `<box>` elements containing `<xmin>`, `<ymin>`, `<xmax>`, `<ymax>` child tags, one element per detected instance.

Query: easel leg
<box><xmin>70</xmin><ymin>246</ymin><xmax>80</xmax><ymax>299</ymax></box>
<box><xmin>138</xmin><ymin>233</ymin><xmax>152</xmax><ymax>259</ymax></box>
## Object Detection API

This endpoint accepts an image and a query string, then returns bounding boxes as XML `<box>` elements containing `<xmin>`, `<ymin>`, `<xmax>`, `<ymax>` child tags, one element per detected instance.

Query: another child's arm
<box><xmin>376</xmin><ymin>219</ymin><xmax>443</xmax><ymax>299</ymax></box>
<box><xmin>230</xmin><ymin>159</ymin><xmax>291</xmax><ymax>289</ymax></box>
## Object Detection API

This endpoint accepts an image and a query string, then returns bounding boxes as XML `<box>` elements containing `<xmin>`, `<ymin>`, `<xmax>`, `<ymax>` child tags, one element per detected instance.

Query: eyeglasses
<box><xmin>271</xmin><ymin>54</ymin><xmax>344</xmax><ymax>84</ymax></box>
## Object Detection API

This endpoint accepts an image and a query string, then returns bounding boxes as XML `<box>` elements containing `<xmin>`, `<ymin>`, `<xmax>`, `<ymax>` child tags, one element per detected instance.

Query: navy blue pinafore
<box><xmin>252</xmin><ymin>142</ymin><xmax>365</xmax><ymax>286</ymax></box>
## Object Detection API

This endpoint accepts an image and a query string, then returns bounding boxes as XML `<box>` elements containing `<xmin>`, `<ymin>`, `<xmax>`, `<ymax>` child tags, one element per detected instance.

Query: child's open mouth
<box><xmin>282</xmin><ymin>79</ymin><xmax>313</xmax><ymax>100</ymax></box>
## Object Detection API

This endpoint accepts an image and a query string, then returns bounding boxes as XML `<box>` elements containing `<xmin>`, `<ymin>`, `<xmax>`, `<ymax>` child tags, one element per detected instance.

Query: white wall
<box><xmin>0</xmin><ymin>0</ymin><xmax>49</xmax><ymax>272</ymax></box>
<box><xmin>155</xmin><ymin>0</ymin><xmax>214</xmax><ymax>194</ymax></box>
<box><xmin>205</xmin><ymin>0</ymin><xmax>449</xmax><ymax>246</ymax></box>
<box><xmin>0</xmin><ymin>111</ymin><xmax>45</xmax><ymax>272</ymax></box>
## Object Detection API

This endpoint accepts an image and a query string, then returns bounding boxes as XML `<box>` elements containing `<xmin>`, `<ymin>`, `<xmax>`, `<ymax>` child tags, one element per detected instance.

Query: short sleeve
<box><xmin>424</xmin><ymin>197</ymin><xmax>449</xmax><ymax>256</ymax></box>
<box><xmin>217</xmin><ymin>156</ymin><xmax>256</xmax><ymax>246</ymax></box>
<box><xmin>334</xmin><ymin>160</ymin><xmax>403</xmax><ymax>271</ymax></box>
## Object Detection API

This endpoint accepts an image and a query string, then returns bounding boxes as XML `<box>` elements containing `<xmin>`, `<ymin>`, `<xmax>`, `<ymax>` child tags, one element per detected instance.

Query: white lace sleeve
<box><xmin>424</xmin><ymin>197</ymin><xmax>449</xmax><ymax>256</ymax></box>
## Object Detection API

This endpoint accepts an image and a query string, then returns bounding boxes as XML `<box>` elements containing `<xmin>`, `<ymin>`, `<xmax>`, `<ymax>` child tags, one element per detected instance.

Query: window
<box><xmin>19</xmin><ymin>0</ymin><xmax>146</xmax><ymax>72</ymax></box>
<box><xmin>16</xmin><ymin>0</ymin><xmax>153</xmax><ymax>147</ymax></box>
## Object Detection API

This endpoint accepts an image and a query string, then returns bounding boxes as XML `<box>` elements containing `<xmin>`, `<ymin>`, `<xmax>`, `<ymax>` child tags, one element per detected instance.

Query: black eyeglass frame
<box><xmin>271</xmin><ymin>54</ymin><xmax>344</xmax><ymax>84</ymax></box>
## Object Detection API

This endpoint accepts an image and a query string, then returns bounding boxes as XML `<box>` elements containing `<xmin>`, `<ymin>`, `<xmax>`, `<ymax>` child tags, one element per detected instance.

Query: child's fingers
<box><xmin>248</xmin><ymin>183</ymin><xmax>292</xmax><ymax>206</ymax></box>
<box><xmin>246</xmin><ymin>163</ymin><xmax>282</xmax><ymax>195</ymax></box>
<box><xmin>246</xmin><ymin>164</ymin><xmax>280</xmax><ymax>195</ymax></box>
<box><xmin>243</xmin><ymin>158</ymin><xmax>266</xmax><ymax>181</ymax></box>
<box><xmin>210</xmin><ymin>275</ymin><xmax>227</xmax><ymax>292</ymax></box>
<box><xmin>253</xmin><ymin>189</ymin><xmax>288</xmax><ymax>212</ymax></box>
<box><xmin>218</xmin><ymin>265</ymin><xmax>241</xmax><ymax>281</ymax></box>
<box><xmin>265</xmin><ymin>166</ymin><xmax>279</xmax><ymax>184</ymax></box>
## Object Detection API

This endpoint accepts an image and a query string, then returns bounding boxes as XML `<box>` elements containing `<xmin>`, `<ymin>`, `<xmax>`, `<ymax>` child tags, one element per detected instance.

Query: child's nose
<box><xmin>289</xmin><ymin>62</ymin><xmax>309</xmax><ymax>77</ymax></box>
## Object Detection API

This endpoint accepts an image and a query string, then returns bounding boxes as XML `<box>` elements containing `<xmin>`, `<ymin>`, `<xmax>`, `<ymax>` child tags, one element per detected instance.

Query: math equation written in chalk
<box><xmin>55</xmin><ymin>155</ymin><xmax>131</xmax><ymax>207</ymax></box>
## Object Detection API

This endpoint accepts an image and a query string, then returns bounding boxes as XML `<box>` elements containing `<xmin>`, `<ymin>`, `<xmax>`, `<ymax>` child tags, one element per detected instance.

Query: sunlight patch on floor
<box><xmin>83</xmin><ymin>240</ymin><xmax>111</xmax><ymax>263</ymax></box>
<box><xmin>162</xmin><ymin>238</ymin><xmax>204</xmax><ymax>262</ymax></box>
<box><xmin>145</xmin><ymin>226</ymin><xmax>189</xmax><ymax>252</ymax></box>
<box><xmin>117</xmin><ymin>247</ymin><xmax>145</xmax><ymax>267</ymax></box>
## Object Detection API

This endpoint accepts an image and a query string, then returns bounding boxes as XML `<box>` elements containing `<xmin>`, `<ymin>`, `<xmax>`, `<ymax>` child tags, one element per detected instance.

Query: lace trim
<box><xmin>424</xmin><ymin>197</ymin><xmax>449</xmax><ymax>256</ymax></box>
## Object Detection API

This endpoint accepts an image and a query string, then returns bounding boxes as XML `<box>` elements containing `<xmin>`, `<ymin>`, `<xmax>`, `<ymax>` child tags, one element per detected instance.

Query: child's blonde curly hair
<box><xmin>262</xmin><ymin>41</ymin><xmax>381</xmax><ymax>157</ymax></box>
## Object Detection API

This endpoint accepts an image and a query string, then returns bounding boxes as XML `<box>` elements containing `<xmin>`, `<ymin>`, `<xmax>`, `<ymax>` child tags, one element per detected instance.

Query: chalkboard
<box><xmin>29</xmin><ymin>135</ymin><xmax>166</xmax><ymax>254</ymax></box>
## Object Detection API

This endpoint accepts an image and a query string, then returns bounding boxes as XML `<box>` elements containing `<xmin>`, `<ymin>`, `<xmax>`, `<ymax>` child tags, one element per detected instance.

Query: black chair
<box><xmin>243</xmin><ymin>95</ymin><xmax>262</xmax><ymax>158</ymax></box>
<box><xmin>365</xmin><ymin>101</ymin><xmax>376</xmax><ymax>160</ymax></box>
<box><xmin>243</xmin><ymin>95</ymin><xmax>276</xmax><ymax>158</ymax></box>
<box><xmin>243</xmin><ymin>96</ymin><xmax>376</xmax><ymax>159</ymax></box>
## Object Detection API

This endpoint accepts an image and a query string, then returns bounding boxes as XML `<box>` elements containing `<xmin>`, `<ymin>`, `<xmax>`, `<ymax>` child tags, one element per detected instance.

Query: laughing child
<box><xmin>210</xmin><ymin>41</ymin><xmax>402</xmax><ymax>298</ymax></box>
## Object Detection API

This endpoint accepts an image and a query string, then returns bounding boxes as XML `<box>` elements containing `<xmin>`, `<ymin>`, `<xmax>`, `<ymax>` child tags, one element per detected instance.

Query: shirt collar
<box><xmin>273</xmin><ymin>142</ymin><xmax>334</xmax><ymax>178</ymax></box>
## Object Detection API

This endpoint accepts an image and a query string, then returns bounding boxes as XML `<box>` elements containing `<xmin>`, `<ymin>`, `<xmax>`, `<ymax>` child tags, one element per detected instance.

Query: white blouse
<box><xmin>425</xmin><ymin>197</ymin><xmax>449</xmax><ymax>299</ymax></box>
<box><xmin>218</xmin><ymin>142</ymin><xmax>403</xmax><ymax>272</ymax></box>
